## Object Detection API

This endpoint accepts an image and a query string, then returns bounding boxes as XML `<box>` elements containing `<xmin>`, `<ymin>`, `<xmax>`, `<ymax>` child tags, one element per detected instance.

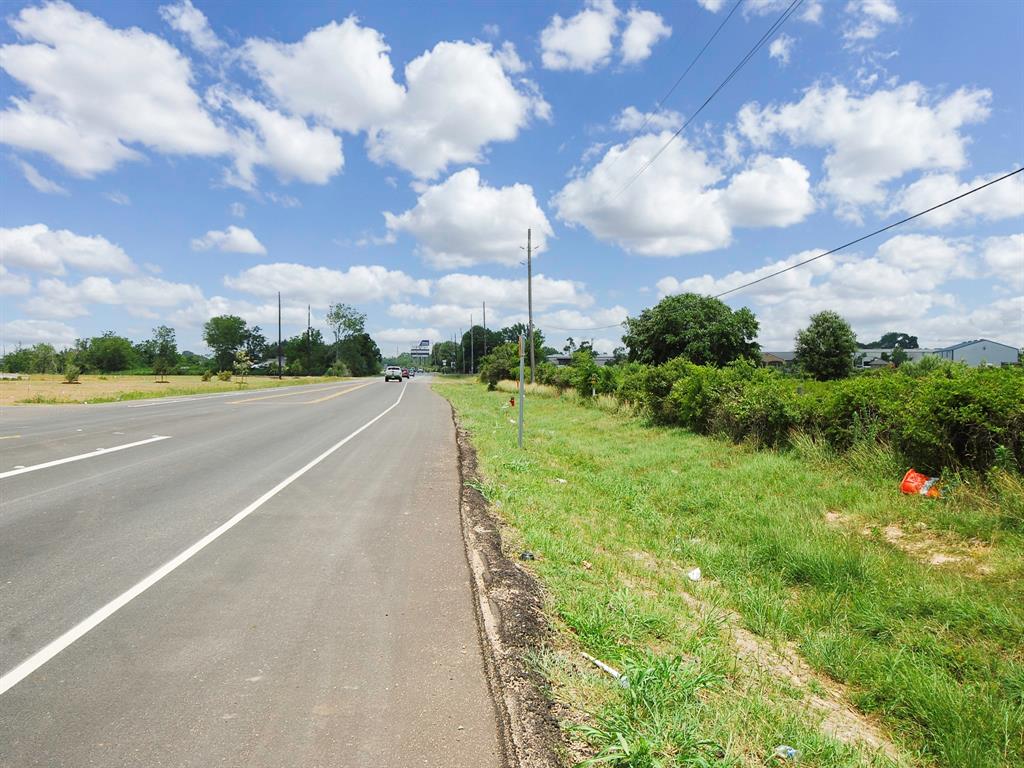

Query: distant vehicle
<box><xmin>402</xmin><ymin>367</ymin><xmax>410</xmax><ymax>378</ymax></box>
<box><xmin>409</xmin><ymin>369</ymin><xmax>416</xmax><ymax>377</ymax></box>
<box><xmin>384</xmin><ymin>366</ymin><xmax>403</xmax><ymax>382</ymax></box>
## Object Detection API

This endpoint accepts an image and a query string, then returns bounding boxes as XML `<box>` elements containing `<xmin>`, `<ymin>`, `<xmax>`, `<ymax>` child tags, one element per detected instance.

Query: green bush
<box><xmin>522</xmin><ymin>352</ymin><xmax>1023</xmax><ymax>474</ymax></box>
<box><xmin>63</xmin><ymin>364</ymin><xmax>81</xmax><ymax>384</ymax></box>
<box><xmin>201</xmin><ymin>370</ymin><xmax>213</xmax><ymax>381</ymax></box>
<box><xmin>898</xmin><ymin>366</ymin><xmax>1024</xmax><ymax>473</ymax></box>
<box><xmin>216</xmin><ymin>370</ymin><xmax>232</xmax><ymax>382</ymax></box>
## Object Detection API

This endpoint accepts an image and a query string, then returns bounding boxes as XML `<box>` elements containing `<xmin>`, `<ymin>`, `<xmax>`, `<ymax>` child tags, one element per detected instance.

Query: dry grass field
<box><xmin>0</xmin><ymin>374</ymin><xmax>348</xmax><ymax>406</ymax></box>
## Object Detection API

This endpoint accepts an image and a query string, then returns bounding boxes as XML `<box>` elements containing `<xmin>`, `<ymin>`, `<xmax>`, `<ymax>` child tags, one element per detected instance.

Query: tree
<box><xmin>478</xmin><ymin>343</ymin><xmax>520</xmax><ymax>389</ymax></box>
<box><xmin>86</xmin><ymin>332</ymin><xmax>136</xmax><ymax>372</ymax></box>
<box><xmin>623</xmin><ymin>293</ymin><xmax>759</xmax><ymax>366</ymax></box>
<box><xmin>2</xmin><ymin>345</ymin><xmax>33</xmax><ymax>373</ymax></box>
<box><xmin>203</xmin><ymin>315</ymin><xmax>248</xmax><ymax>371</ymax></box>
<box><xmin>337</xmin><ymin>332</ymin><xmax>381</xmax><ymax>376</ymax></box>
<box><xmin>284</xmin><ymin>328</ymin><xmax>330</xmax><ymax>375</ymax></box>
<box><xmin>460</xmin><ymin>325</ymin><xmax>503</xmax><ymax>373</ymax></box>
<box><xmin>233</xmin><ymin>348</ymin><xmax>252</xmax><ymax>384</ymax></box>
<box><xmin>326</xmin><ymin>304</ymin><xmax>366</xmax><ymax>344</ymax></box>
<box><xmin>152</xmin><ymin>325</ymin><xmax>178</xmax><ymax>364</ymax></box>
<box><xmin>243</xmin><ymin>325</ymin><xmax>269</xmax><ymax>362</ymax></box>
<box><xmin>859</xmin><ymin>331</ymin><xmax>919</xmax><ymax>349</ymax></box>
<box><xmin>30</xmin><ymin>343</ymin><xmax>60</xmax><ymax>374</ymax></box>
<box><xmin>856</xmin><ymin>333</ymin><xmax>921</xmax><ymax>352</ymax></box>
<box><xmin>430</xmin><ymin>340</ymin><xmax>459</xmax><ymax>371</ymax></box>
<box><xmin>499</xmin><ymin>323</ymin><xmax>545</xmax><ymax>353</ymax></box>
<box><xmin>891</xmin><ymin>347</ymin><xmax>909</xmax><ymax>367</ymax></box>
<box><xmin>794</xmin><ymin>311</ymin><xmax>858</xmax><ymax>381</ymax></box>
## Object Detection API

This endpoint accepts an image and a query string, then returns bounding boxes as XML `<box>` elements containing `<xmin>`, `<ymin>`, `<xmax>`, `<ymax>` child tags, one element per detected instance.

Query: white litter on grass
<box><xmin>773</xmin><ymin>745</ymin><xmax>800</xmax><ymax>761</ymax></box>
<box><xmin>686</xmin><ymin>567</ymin><xmax>702</xmax><ymax>582</ymax></box>
<box><xmin>581</xmin><ymin>652</ymin><xmax>630</xmax><ymax>688</ymax></box>
<box><xmin>555</xmin><ymin>478</ymin><xmax>567</xmax><ymax>484</ymax></box>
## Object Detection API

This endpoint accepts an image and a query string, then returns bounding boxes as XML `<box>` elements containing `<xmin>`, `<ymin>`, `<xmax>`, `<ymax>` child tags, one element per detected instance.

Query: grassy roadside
<box><xmin>0</xmin><ymin>374</ymin><xmax>353</xmax><ymax>405</ymax></box>
<box><xmin>436</xmin><ymin>379</ymin><xmax>1023</xmax><ymax>768</ymax></box>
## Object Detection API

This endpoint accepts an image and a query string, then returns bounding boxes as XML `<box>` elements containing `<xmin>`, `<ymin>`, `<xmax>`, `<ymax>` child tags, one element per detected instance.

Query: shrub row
<box><xmin>534</xmin><ymin>356</ymin><xmax>1023</xmax><ymax>474</ymax></box>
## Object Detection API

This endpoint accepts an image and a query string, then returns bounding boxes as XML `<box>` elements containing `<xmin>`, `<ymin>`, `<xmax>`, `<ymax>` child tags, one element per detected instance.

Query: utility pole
<box><xmin>307</xmin><ymin>305</ymin><xmax>311</xmax><ymax>375</ymax></box>
<box><xmin>458</xmin><ymin>328</ymin><xmax>463</xmax><ymax>373</ymax></box>
<box><xmin>277</xmin><ymin>291</ymin><xmax>282</xmax><ymax>379</ymax></box>
<box><xmin>527</xmin><ymin>228</ymin><xmax>535</xmax><ymax>383</ymax></box>
<box><xmin>470</xmin><ymin>313</ymin><xmax>475</xmax><ymax>375</ymax></box>
<box><xmin>482</xmin><ymin>302</ymin><xmax>487</xmax><ymax>358</ymax></box>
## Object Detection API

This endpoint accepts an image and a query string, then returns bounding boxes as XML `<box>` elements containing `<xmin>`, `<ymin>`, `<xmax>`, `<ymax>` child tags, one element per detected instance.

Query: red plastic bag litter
<box><xmin>901</xmin><ymin>469</ymin><xmax>941</xmax><ymax>498</ymax></box>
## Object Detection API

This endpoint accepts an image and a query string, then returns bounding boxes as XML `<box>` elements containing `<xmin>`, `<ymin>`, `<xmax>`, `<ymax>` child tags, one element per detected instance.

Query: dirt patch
<box><xmin>824</xmin><ymin>513</ymin><xmax>989</xmax><ymax>574</ymax></box>
<box><xmin>451</xmin><ymin>410</ymin><xmax>565</xmax><ymax>768</ymax></box>
<box><xmin>675</xmin><ymin>588</ymin><xmax>903</xmax><ymax>764</ymax></box>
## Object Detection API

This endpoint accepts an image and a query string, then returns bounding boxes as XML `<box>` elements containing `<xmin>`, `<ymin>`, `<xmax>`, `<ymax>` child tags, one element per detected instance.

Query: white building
<box><xmin>935</xmin><ymin>339</ymin><xmax>1019</xmax><ymax>367</ymax></box>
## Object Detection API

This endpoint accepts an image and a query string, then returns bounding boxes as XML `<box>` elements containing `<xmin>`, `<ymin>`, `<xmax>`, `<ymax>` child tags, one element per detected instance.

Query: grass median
<box><xmin>436</xmin><ymin>379</ymin><xmax>1023</xmax><ymax>768</ymax></box>
<box><xmin>1</xmin><ymin>374</ymin><xmax>353</xmax><ymax>405</ymax></box>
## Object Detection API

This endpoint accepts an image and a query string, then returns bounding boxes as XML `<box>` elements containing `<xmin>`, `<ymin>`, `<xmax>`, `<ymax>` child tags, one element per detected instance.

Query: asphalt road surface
<box><xmin>0</xmin><ymin>377</ymin><xmax>501</xmax><ymax>767</ymax></box>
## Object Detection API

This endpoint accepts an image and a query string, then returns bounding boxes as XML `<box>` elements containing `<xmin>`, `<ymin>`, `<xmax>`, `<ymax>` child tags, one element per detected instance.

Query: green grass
<box><xmin>436</xmin><ymin>380</ymin><xmax>1024</xmax><ymax>768</ymax></box>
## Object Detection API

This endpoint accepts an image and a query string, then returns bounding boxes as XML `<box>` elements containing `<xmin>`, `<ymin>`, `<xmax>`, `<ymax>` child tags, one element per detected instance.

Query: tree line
<box><xmin>476</xmin><ymin>292</ymin><xmax>927</xmax><ymax>385</ymax></box>
<box><xmin>1</xmin><ymin>302</ymin><xmax>382</xmax><ymax>378</ymax></box>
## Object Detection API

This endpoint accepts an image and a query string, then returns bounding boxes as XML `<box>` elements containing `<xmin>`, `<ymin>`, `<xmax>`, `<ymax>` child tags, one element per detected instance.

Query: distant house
<box><xmin>935</xmin><ymin>339</ymin><xmax>1019</xmax><ymax>367</ymax></box>
<box><xmin>762</xmin><ymin>351</ymin><xmax>795</xmax><ymax>369</ymax></box>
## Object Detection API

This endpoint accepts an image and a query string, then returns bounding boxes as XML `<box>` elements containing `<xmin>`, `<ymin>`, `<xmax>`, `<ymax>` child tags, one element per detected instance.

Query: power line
<box><xmin>543</xmin><ymin>166</ymin><xmax>1024</xmax><ymax>332</ymax></box>
<box><xmin>612</xmin><ymin>0</ymin><xmax>744</xmax><ymax>151</ymax></box>
<box><xmin>714</xmin><ymin>167</ymin><xmax>1024</xmax><ymax>298</ymax></box>
<box><xmin>615</xmin><ymin>0</ymin><xmax>803</xmax><ymax>197</ymax></box>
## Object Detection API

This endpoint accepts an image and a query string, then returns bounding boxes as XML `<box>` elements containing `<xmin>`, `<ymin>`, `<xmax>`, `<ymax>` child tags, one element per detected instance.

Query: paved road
<box><xmin>0</xmin><ymin>377</ymin><xmax>501</xmax><ymax>767</ymax></box>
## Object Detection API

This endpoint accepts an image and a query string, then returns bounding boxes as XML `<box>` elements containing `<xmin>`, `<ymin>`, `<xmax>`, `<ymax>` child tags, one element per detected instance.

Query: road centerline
<box><xmin>0</xmin><ymin>383</ymin><xmax>407</xmax><ymax>697</ymax></box>
<box><xmin>0</xmin><ymin>435</ymin><xmax>172</xmax><ymax>479</ymax></box>
<box><xmin>300</xmin><ymin>381</ymin><xmax>373</xmax><ymax>404</ymax></box>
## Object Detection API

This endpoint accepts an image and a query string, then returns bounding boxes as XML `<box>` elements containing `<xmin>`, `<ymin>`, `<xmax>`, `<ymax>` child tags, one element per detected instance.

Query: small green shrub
<box><xmin>201</xmin><ymin>370</ymin><xmax>213</xmax><ymax>382</ymax></box>
<box><xmin>216</xmin><ymin>370</ymin><xmax>232</xmax><ymax>382</ymax></box>
<box><xmin>63</xmin><ymin>364</ymin><xmax>81</xmax><ymax>384</ymax></box>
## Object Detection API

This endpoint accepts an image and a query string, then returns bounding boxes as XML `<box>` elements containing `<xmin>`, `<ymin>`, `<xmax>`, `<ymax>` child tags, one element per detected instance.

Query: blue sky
<box><xmin>1</xmin><ymin>0</ymin><xmax>1021</xmax><ymax>357</ymax></box>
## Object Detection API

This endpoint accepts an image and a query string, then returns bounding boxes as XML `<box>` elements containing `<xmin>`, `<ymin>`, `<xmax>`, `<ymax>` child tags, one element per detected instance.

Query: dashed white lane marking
<box><xmin>0</xmin><ymin>383</ymin><xmax>407</xmax><ymax>696</ymax></box>
<box><xmin>0</xmin><ymin>435</ymin><xmax>172</xmax><ymax>480</ymax></box>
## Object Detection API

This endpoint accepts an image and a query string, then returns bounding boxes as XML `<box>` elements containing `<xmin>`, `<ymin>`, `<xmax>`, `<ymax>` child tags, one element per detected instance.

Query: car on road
<box><xmin>384</xmin><ymin>365</ymin><xmax>403</xmax><ymax>382</ymax></box>
<box><xmin>402</xmin><ymin>367</ymin><xmax>410</xmax><ymax>378</ymax></box>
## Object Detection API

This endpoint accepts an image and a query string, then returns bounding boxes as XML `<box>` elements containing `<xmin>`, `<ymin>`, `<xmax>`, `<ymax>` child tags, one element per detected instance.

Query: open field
<box><xmin>0</xmin><ymin>374</ymin><xmax>352</xmax><ymax>405</ymax></box>
<box><xmin>436</xmin><ymin>379</ymin><xmax>1023</xmax><ymax>768</ymax></box>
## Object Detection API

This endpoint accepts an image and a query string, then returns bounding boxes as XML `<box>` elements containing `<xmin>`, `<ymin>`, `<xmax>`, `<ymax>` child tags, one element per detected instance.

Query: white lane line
<box><xmin>0</xmin><ymin>383</ymin><xmax>407</xmax><ymax>697</ymax></box>
<box><xmin>0</xmin><ymin>435</ymin><xmax>172</xmax><ymax>480</ymax></box>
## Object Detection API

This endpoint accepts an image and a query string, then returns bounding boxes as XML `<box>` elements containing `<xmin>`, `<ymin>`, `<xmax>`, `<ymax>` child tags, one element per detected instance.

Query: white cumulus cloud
<box><xmin>1</xmin><ymin>318</ymin><xmax>77</xmax><ymax>348</ymax></box>
<box><xmin>983</xmin><ymin>234</ymin><xmax>1024</xmax><ymax>290</ymax></box>
<box><xmin>191</xmin><ymin>226</ymin><xmax>267</xmax><ymax>255</ymax></box>
<box><xmin>1</xmin><ymin>223</ymin><xmax>135</xmax><ymax>275</ymax></box>
<box><xmin>768</xmin><ymin>33</ymin><xmax>794</xmax><ymax>65</ymax></box>
<box><xmin>0</xmin><ymin>2</ymin><xmax>231</xmax><ymax>176</ymax></box>
<box><xmin>541</xmin><ymin>0</ymin><xmax>620</xmax><ymax>72</ymax></box>
<box><xmin>540</xmin><ymin>1</ymin><xmax>670</xmax><ymax>71</ymax></box>
<box><xmin>737</xmin><ymin>83</ymin><xmax>991</xmax><ymax>216</ymax></box>
<box><xmin>891</xmin><ymin>170</ymin><xmax>1024</xmax><ymax>227</ymax></box>
<box><xmin>552</xmin><ymin>134</ymin><xmax>814</xmax><ymax>256</ymax></box>
<box><xmin>620</xmin><ymin>9</ymin><xmax>672</xmax><ymax>65</ymax></box>
<box><xmin>159</xmin><ymin>0</ymin><xmax>225</xmax><ymax>55</ymax></box>
<box><xmin>367</xmin><ymin>41</ymin><xmax>549</xmax><ymax>179</ymax></box>
<box><xmin>384</xmin><ymin>168</ymin><xmax>552</xmax><ymax>268</ymax></box>
<box><xmin>225</xmin><ymin>263</ymin><xmax>430</xmax><ymax>306</ymax></box>
<box><xmin>243</xmin><ymin>17</ymin><xmax>404</xmax><ymax>134</ymax></box>
<box><xmin>433</xmin><ymin>273</ymin><xmax>592</xmax><ymax>311</ymax></box>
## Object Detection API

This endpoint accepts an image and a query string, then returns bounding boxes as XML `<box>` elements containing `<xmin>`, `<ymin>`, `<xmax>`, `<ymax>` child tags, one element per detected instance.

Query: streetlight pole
<box><xmin>277</xmin><ymin>291</ymin><xmax>282</xmax><ymax>379</ymax></box>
